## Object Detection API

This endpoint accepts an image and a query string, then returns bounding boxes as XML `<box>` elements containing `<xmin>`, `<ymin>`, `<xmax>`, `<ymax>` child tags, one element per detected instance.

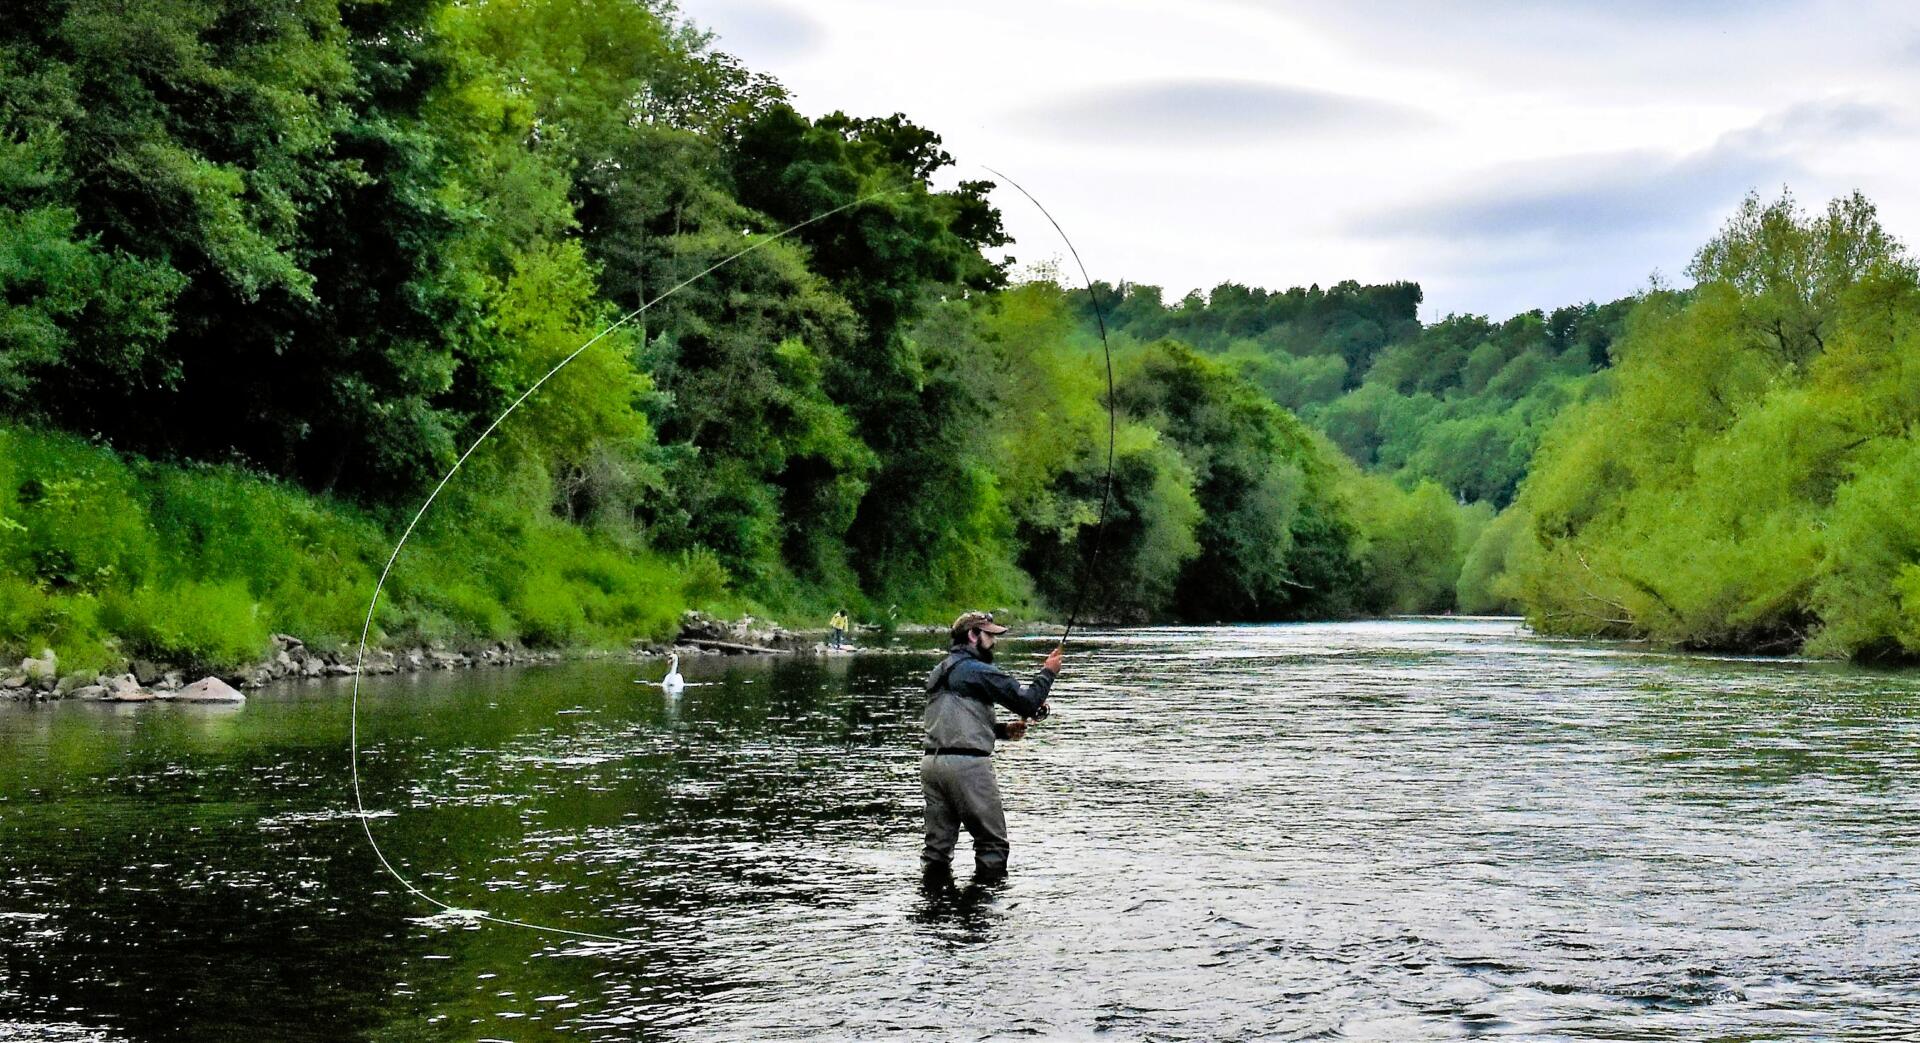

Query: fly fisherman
<box><xmin>921</xmin><ymin>611</ymin><xmax>1064</xmax><ymax>880</ymax></box>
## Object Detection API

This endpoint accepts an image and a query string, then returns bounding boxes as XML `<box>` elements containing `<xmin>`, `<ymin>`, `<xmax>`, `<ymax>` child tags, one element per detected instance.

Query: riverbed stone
<box><xmin>69</xmin><ymin>684</ymin><xmax>108</xmax><ymax>701</ymax></box>
<box><xmin>130</xmin><ymin>659</ymin><xmax>166</xmax><ymax>685</ymax></box>
<box><xmin>22</xmin><ymin>650</ymin><xmax>57</xmax><ymax>686</ymax></box>
<box><xmin>104</xmin><ymin>675</ymin><xmax>153</xmax><ymax>702</ymax></box>
<box><xmin>165</xmin><ymin>677</ymin><xmax>245</xmax><ymax>703</ymax></box>
<box><xmin>54</xmin><ymin>673</ymin><xmax>92</xmax><ymax>697</ymax></box>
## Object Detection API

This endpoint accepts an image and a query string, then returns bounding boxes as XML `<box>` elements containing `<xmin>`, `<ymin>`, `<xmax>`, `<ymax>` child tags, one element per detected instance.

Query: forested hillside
<box><xmin>0</xmin><ymin>0</ymin><xmax>1475</xmax><ymax>675</ymax></box>
<box><xmin>1072</xmin><ymin>280</ymin><xmax>1634</xmax><ymax>507</ymax></box>
<box><xmin>4</xmin><ymin>1</ymin><xmax>1913</xmax><ymax>672</ymax></box>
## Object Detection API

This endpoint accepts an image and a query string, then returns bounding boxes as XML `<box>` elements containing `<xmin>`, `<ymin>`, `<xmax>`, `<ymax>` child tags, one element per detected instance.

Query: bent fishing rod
<box><xmin>983</xmin><ymin>167</ymin><xmax>1118</xmax><ymax>648</ymax></box>
<box><xmin>349</xmin><ymin>169</ymin><xmax>1116</xmax><ymax>943</ymax></box>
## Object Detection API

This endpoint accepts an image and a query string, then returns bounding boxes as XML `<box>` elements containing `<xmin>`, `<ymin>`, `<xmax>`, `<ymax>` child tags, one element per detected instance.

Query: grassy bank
<box><xmin>0</xmin><ymin>425</ymin><xmax>736</xmax><ymax>675</ymax></box>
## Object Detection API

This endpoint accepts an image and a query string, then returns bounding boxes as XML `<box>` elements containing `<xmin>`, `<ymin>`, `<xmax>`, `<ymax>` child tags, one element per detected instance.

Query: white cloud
<box><xmin>685</xmin><ymin>0</ymin><xmax>826</xmax><ymax>62</ymax></box>
<box><xmin>1014</xmin><ymin>78</ymin><xmax>1429</xmax><ymax>146</ymax></box>
<box><xmin>1347</xmin><ymin>98</ymin><xmax>1911</xmax><ymax>313</ymax></box>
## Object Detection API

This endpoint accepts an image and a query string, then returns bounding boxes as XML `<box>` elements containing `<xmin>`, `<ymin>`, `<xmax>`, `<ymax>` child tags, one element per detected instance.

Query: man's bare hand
<box><xmin>1004</xmin><ymin>718</ymin><xmax>1029</xmax><ymax>741</ymax></box>
<box><xmin>1043</xmin><ymin>644</ymin><xmax>1064</xmax><ymax>675</ymax></box>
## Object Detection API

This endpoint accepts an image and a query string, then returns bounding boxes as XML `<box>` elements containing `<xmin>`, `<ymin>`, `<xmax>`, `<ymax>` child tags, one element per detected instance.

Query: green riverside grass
<box><xmin>0</xmin><ymin>425</ymin><xmax>727</xmax><ymax>674</ymax></box>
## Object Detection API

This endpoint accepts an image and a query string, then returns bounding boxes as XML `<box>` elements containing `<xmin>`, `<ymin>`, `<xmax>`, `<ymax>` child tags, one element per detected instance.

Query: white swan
<box><xmin>661</xmin><ymin>652</ymin><xmax>685</xmax><ymax>694</ymax></box>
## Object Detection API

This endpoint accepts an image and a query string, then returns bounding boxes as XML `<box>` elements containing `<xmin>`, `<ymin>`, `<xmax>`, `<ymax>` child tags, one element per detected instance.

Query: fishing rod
<box><xmin>348</xmin><ymin>169</ymin><xmax>1116</xmax><ymax>943</ymax></box>
<box><xmin>982</xmin><ymin>167</ymin><xmax>1118</xmax><ymax>647</ymax></box>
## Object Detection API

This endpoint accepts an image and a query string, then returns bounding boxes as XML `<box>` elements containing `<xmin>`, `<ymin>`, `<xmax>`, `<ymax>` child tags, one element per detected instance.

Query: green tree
<box><xmin>1116</xmin><ymin>340</ymin><xmax>1348</xmax><ymax>619</ymax></box>
<box><xmin>0</xmin><ymin>131</ymin><xmax>182</xmax><ymax>410</ymax></box>
<box><xmin>1510</xmin><ymin>190</ymin><xmax>1920</xmax><ymax>656</ymax></box>
<box><xmin>726</xmin><ymin>103</ymin><xmax>1012</xmax><ymax>600</ymax></box>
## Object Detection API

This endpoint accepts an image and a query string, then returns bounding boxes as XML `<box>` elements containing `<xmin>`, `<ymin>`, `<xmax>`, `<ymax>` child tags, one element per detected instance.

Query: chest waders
<box><xmin>921</xmin><ymin>662</ymin><xmax>1012</xmax><ymax>877</ymax></box>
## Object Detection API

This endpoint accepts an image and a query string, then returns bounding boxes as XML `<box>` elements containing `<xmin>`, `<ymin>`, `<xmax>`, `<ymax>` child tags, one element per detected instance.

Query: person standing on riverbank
<box><xmin>921</xmin><ymin>611</ymin><xmax>1063</xmax><ymax>880</ymax></box>
<box><xmin>828</xmin><ymin>609</ymin><xmax>850</xmax><ymax>649</ymax></box>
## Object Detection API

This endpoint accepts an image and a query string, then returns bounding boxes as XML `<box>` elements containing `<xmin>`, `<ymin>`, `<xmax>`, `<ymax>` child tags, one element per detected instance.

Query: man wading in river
<box><xmin>922</xmin><ymin>611</ymin><xmax>1063</xmax><ymax>880</ymax></box>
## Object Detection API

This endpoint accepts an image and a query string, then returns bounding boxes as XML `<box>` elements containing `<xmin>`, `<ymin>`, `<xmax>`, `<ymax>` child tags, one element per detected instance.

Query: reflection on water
<box><xmin>3</xmin><ymin>620</ymin><xmax>1919</xmax><ymax>1040</ymax></box>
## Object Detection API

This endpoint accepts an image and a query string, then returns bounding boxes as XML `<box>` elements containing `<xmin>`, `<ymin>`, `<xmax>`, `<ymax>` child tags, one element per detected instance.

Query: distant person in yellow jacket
<box><xmin>828</xmin><ymin>609</ymin><xmax>850</xmax><ymax>649</ymax></box>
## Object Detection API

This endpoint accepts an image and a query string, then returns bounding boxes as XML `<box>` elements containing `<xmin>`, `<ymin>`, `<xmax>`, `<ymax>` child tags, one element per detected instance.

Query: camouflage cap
<box><xmin>951</xmin><ymin>610</ymin><xmax>1010</xmax><ymax>642</ymax></box>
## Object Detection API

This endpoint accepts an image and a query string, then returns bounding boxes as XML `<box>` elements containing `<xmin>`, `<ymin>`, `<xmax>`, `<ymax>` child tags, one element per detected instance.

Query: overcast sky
<box><xmin>681</xmin><ymin>0</ymin><xmax>1920</xmax><ymax>318</ymax></box>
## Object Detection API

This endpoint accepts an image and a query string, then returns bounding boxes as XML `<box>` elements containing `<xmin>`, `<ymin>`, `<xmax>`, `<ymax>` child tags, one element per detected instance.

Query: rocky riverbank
<box><xmin>647</xmin><ymin>611</ymin><xmax>934</xmax><ymax>659</ymax></box>
<box><xmin>1</xmin><ymin>645</ymin><xmax>253</xmax><ymax>704</ymax></box>
<box><xmin>0</xmin><ymin>634</ymin><xmax>558</xmax><ymax>704</ymax></box>
<box><xmin>1</xmin><ymin>611</ymin><xmax>937</xmax><ymax>704</ymax></box>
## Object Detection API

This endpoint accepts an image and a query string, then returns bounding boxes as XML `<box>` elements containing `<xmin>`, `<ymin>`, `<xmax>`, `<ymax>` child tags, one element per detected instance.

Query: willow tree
<box><xmin>1509</xmin><ymin>190</ymin><xmax>1920</xmax><ymax>656</ymax></box>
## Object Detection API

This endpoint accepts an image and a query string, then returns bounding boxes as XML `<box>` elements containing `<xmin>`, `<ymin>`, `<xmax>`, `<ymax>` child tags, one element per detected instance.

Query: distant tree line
<box><xmin>1070</xmin><ymin>278</ymin><xmax>1634</xmax><ymax>508</ymax></box>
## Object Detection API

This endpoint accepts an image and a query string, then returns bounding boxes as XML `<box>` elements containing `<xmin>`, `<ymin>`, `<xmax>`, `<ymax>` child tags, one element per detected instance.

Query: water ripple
<box><xmin>2</xmin><ymin>620</ymin><xmax>1916</xmax><ymax>1040</ymax></box>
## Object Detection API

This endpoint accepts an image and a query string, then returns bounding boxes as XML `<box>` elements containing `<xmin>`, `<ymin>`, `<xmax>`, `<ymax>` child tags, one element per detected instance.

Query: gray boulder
<box><xmin>164</xmin><ymin>677</ymin><xmax>246</xmax><ymax>703</ymax></box>
<box><xmin>22</xmin><ymin>650</ymin><xmax>57</xmax><ymax>687</ymax></box>
<box><xmin>54</xmin><ymin>672</ymin><xmax>93</xmax><ymax>697</ymax></box>
<box><xmin>104</xmin><ymin>675</ymin><xmax>153</xmax><ymax>702</ymax></box>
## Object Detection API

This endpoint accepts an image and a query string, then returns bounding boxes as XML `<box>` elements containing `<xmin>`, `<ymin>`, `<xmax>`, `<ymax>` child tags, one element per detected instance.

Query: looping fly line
<box><xmin>349</xmin><ymin>169</ymin><xmax>1115</xmax><ymax>944</ymax></box>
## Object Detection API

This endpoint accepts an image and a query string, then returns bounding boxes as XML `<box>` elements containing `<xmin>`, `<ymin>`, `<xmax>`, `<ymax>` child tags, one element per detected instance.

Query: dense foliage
<box><xmin>1074</xmin><ymin>279</ymin><xmax>1633</xmax><ymax>507</ymax></box>
<box><xmin>1492</xmin><ymin>191</ymin><xmax>1920</xmax><ymax>659</ymax></box>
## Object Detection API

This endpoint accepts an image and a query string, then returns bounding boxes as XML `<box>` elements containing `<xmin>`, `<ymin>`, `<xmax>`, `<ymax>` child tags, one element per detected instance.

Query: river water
<box><xmin>1</xmin><ymin>619</ymin><xmax>1917</xmax><ymax>1040</ymax></box>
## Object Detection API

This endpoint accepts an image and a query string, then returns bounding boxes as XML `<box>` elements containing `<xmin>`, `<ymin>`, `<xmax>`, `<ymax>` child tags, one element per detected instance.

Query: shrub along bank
<box><xmin>1470</xmin><ymin>192</ymin><xmax>1920</xmax><ymax>660</ymax></box>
